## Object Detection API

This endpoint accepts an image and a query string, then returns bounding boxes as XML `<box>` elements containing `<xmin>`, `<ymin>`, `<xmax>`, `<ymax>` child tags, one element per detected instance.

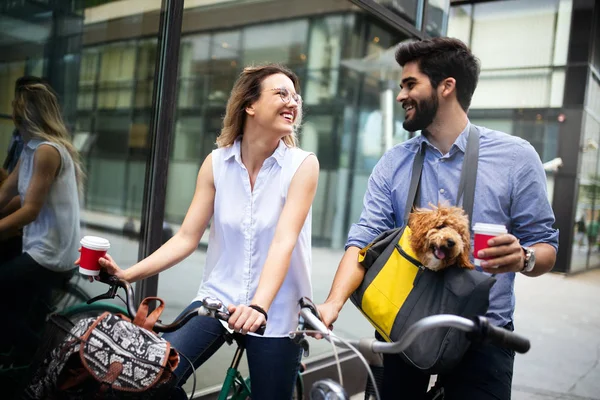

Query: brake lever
<box><xmin>299</xmin><ymin>296</ymin><xmax>319</xmax><ymax>318</ymax></box>
<box><xmin>87</xmin><ymin>284</ymin><xmax>118</xmax><ymax>304</ymax></box>
<box><xmin>294</xmin><ymin>297</ymin><xmax>322</xmax><ymax>357</ymax></box>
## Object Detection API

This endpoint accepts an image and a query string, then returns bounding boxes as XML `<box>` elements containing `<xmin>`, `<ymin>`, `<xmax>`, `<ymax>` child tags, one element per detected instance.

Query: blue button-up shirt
<box><xmin>347</xmin><ymin>122</ymin><xmax>559</xmax><ymax>327</ymax></box>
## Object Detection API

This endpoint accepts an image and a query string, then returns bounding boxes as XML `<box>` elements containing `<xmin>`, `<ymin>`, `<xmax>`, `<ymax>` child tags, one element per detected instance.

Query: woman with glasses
<box><xmin>94</xmin><ymin>64</ymin><xmax>319</xmax><ymax>399</ymax></box>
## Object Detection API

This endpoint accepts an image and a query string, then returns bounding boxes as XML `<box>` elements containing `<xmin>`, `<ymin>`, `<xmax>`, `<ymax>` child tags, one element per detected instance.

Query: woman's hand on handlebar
<box><xmin>227</xmin><ymin>304</ymin><xmax>267</xmax><ymax>335</ymax></box>
<box><xmin>97</xmin><ymin>253</ymin><xmax>127</xmax><ymax>280</ymax></box>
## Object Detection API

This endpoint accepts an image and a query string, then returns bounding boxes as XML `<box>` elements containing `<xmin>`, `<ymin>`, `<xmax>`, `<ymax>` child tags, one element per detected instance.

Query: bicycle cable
<box><xmin>174</xmin><ymin>350</ymin><xmax>197</xmax><ymax>400</ymax></box>
<box><xmin>292</xmin><ymin>330</ymin><xmax>381</xmax><ymax>400</ymax></box>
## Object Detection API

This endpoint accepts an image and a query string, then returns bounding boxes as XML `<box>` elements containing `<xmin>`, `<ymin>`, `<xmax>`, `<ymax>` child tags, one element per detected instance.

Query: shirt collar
<box><xmin>414</xmin><ymin>120</ymin><xmax>471</xmax><ymax>155</ymax></box>
<box><xmin>223</xmin><ymin>136</ymin><xmax>288</xmax><ymax>167</ymax></box>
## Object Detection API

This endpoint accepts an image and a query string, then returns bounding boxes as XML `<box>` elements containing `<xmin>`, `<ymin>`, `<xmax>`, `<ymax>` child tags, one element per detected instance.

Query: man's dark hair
<box><xmin>395</xmin><ymin>37</ymin><xmax>480</xmax><ymax>112</ymax></box>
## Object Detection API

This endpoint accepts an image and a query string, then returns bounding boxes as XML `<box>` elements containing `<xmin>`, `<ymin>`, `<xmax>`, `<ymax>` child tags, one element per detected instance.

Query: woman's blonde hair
<box><xmin>216</xmin><ymin>64</ymin><xmax>302</xmax><ymax>148</ymax></box>
<box><xmin>12</xmin><ymin>82</ymin><xmax>84</xmax><ymax>192</ymax></box>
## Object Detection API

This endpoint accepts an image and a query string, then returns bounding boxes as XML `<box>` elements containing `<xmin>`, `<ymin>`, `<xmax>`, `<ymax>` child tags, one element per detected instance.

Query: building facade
<box><xmin>449</xmin><ymin>0</ymin><xmax>600</xmax><ymax>274</ymax></box>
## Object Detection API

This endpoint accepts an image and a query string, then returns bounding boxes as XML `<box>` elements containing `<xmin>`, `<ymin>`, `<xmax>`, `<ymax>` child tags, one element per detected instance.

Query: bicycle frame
<box><xmin>218</xmin><ymin>343</ymin><xmax>251</xmax><ymax>400</ymax></box>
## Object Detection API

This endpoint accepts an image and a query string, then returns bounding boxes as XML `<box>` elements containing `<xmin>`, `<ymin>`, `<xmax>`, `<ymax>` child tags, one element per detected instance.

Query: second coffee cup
<box><xmin>473</xmin><ymin>223</ymin><xmax>507</xmax><ymax>266</ymax></box>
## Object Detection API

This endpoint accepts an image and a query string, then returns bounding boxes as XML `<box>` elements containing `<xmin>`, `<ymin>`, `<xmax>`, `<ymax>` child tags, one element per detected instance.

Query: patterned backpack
<box><xmin>24</xmin><ymin>297</ymin><xmax>180</xmax><ymax>399</ymax></box>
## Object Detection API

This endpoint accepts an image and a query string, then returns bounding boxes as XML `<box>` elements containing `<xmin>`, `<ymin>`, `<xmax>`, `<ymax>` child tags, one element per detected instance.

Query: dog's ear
<box><xmin>459</xmin><ymin>249</ymin><xmax>475</xmax><ymax>269</ymax></box>
<box><xmin>452</xmin><ymin>208</ymin><xmax>471</xmax><ymax>241</ymax></box>
<box><xmin>408</xmin><ymin>209</ymin><xmax>428</xmax><ymax>230</ymax></box>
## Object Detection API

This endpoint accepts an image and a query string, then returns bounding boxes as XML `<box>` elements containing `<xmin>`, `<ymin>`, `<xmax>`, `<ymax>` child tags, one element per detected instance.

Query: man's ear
<box><xmin>440</xmin><ymin>77</ymin><xmax>456</xmax><ymax>98</ymax></box>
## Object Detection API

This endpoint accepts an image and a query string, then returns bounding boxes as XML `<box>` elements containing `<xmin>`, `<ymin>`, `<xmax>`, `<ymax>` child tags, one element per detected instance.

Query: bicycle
<box><xmin>294</xmin><ymin>298</ymin><xmax>531</xmax><ymax>400</ymax></box>
<box><xmin>61</xmin><ymin>275</ymin><xmax>305</xmax><ymax>400</ymax></box>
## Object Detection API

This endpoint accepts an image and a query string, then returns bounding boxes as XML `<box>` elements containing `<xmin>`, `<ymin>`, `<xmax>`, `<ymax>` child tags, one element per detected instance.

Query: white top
<box><xmin>193</xmin><ymin>138</ymin><xmax>313</xmax><ymax>337</ymax></box>
<box><xmin>18</xmin><ymin>139</ymin><xmax>80</xmax><ymax>271</ymax></box>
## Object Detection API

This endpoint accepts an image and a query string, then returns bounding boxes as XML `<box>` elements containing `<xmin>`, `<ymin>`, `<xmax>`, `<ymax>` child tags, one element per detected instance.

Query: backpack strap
<box><xmin>457</xmin><ymin>124</ymin><xmax>480</xmax><ymax>224</ymax></box>
<box><xmin>403</xmin><ymin>142</ymin><xmax>426</xmax><ymax>225</ymax></box>
<box><xmin>133</xmin><ymin>297</ymin><xmax>166</xmax><ymax>331</ymax></box>
<box><xmin>404</xmin><ymin>126</ymin><xmax>480</xmax><ymax>226</ymax></box>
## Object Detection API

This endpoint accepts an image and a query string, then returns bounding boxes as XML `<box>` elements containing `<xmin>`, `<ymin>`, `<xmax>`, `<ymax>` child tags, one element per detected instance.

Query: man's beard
<box><xmin>402</xmin><ymin>92</ymin><xmax>439</xmax><ymax>132</ymax></box>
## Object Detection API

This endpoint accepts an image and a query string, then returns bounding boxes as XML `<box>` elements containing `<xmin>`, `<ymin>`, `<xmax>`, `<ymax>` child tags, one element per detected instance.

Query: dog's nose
<box><xmin>447</xmin><ymin>239</ymin><xmax>455</xmax><ymax>248</ymax></box>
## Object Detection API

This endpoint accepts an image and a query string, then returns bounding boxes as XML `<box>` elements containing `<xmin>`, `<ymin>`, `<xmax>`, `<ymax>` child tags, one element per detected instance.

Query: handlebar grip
<box><xmin>471</xmin><ymin>316</ymin><xmax>531</xmax><ymax>354</ymax></box>
<box><xmin>486</xmin><ymin>323</ymin><xmax>531</xmax><ymax>354</ymax></box>
<box><xmin>299</xmin><ymin>308</ymin><xmax>329</xmax><ymax>334</ymax></box>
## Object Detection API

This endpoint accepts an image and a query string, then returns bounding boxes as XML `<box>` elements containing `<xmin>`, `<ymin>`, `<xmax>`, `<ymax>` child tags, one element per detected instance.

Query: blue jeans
<box><xmin>162</xmin><ymin>301</ymin><xmax>302</xmax><ymax>400</ymax></box>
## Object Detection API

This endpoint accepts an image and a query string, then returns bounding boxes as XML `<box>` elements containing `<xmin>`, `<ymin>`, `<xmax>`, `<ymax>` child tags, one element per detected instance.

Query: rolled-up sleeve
<box><xmin>510</xmin><ymin>143</ymin><xmax>559</xmax><ymax>251</ymax></box>
<box><xmin>346</xmin><ymin>152</ymin><xmax>397</xmax><ymax>250</ymax></box>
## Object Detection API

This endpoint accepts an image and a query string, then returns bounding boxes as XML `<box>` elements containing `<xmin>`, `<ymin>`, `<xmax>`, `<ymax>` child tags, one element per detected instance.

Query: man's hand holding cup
<box><xmin>473</xmin><ymin>223</ymin><xmax>524</xmax><ymax>274</ymax></box>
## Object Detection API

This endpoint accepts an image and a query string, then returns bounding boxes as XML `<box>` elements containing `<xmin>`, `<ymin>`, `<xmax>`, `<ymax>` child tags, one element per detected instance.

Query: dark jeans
<box><xmin>0</xmin><ymin>253</ymin><xmax>72</xmax><ymax>355</ymax></box>
<box><xmin>0</xmin><ymin>235</ymin><xmax>22</xmax><ymax>264</ymax></box>
<box><xmin>380</xmin><ymin>322</ymin><xmax>515</xmax><ymax>400</ymax></box>
<box><xmin>162</xmin><ymin>301</ymin><xmax>303</xmax><ymax>400</ymax></box>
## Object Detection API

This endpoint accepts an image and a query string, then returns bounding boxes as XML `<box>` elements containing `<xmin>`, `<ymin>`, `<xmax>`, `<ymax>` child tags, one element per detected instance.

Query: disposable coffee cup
<box><xmin>79</xmin><ymin>236</ymin><xmax>110</xmax><ymax>276</ymax></box>
<box><xmin>473</xmin><ymin>223</ymin><xmax>507</xmax><ymax>266</ymax></box>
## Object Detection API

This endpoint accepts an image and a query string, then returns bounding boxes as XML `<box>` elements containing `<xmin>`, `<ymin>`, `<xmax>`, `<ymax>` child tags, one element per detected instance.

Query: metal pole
<box><xmin>135</xmin><ymin>0</ymin><xmax>184</xmax><ymax>303</ymax></box>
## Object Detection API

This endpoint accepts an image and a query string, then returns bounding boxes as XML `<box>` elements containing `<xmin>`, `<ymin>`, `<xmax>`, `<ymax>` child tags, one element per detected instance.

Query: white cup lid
<box><xmin>473</xmin><ymin>223</ymin><xmax>507</xmax><ymax>234</ymax></box>
<box><xmin>80</xmin><ymin>236</ymin><xmax>110</xmax><ymax>250</ymax></box>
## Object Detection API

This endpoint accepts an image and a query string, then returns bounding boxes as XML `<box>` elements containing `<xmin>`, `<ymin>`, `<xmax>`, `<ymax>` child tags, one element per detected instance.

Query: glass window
<box><xmin>135</xmin><ymin>39</ymin><xmax>158</xmax><ymax>109</ymax></box>
<box><xmin>371</xmin><ymin>0</ymin><xmax>422</xmax><ymax>27</ymax></box>
<box><xmin>208</xmin><ymin>30</ymin><xmax>241</xmax><ymax>106</ymax></box>
<box><xmin>572</xmin><ymin>111</ymin><xmax>600</xmax><ymax>272</ymax></box>
<box><xmin>447</xmin><ymin>4</ymin><xmax>472</xmax><ymax>45</ymax></box>
<box><xmin>77</xmin><ymin>49</ymin><xmax>99</xmax><ymax>110</ymax></box>
<box><xmin>426</xmin><ymin>0</ymin><xmax>449</xmax><ymax>37</ymax></box>
<box><xmin>304</xmin><ymin>16</ymin><xmax>344</xmax><ymax>105</ymax></box>
<box><xmin>470</xmin><ymin>0</ymin><xmax>562</xmax><ymax>69</ymax></box>
<box><xmin>0</xmin><ymin>0</ymin><xmax>163</xmax><ymax>323</ymax></box>
<box><xmin>97</xmin><ymin>42</ymin><xmax>137</xmax><ymax>109</ymax></box>
<box><xmin>242</xmin><ymin>20</ymin><xmax>309</xmax><ymax>69</ymax></box>
<box><xmin>178</xmin><ymin>33</ymin><xmax>211</xmax><ymax>109</ymax></box>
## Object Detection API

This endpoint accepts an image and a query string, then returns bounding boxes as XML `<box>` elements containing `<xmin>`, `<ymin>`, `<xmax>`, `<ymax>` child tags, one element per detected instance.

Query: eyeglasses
<box><xmin>264</xmin><ymin>87</ymin><xmax>302</xmax><ymax>105</ymax></box>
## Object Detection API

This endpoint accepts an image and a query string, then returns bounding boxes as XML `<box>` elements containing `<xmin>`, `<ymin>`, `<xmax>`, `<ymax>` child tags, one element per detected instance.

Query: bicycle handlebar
<box><xmin>299</xmin><ymin>308</ymin><xmax>530</xmax><ymax>354</ymax></box>
<box><xmin>89</xmin><ymin>274</ymin><xmax>265</xmax><ymax>335</ymax></box>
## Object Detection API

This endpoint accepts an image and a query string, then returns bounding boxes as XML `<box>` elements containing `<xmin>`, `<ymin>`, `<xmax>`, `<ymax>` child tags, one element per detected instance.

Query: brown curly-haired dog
<box><xmin>408</xmin><ymin>205</ymin><xmax>474</xmax><ymax>271</ymax></box>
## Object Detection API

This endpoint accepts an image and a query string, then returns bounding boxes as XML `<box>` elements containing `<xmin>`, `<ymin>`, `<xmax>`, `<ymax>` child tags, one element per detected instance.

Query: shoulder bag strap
<box><xmin>404</xmin><ymin>125</ymin><xmax>480</xmax><ymax>226</ymax></box>
<box><xmin>403</xmin><ymin>142</ymin><xmax>426</xmax><ymax>225</ymax></box>
<box><xmin>457</xmin><ymin>124</ymin><xmax>480</xmax><ymax>224</ymax></box>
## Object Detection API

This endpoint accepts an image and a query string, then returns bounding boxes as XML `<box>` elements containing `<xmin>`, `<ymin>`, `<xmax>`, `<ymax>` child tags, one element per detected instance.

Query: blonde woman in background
<box><xmin>96</xmin><ymin>64</ymin><xmax>319</xmax><ymax>399</ymax></box>
<box><xmin>0</xmin><ymin>79</ymin><xmax>82</xmax><ymax>393</ymax></box>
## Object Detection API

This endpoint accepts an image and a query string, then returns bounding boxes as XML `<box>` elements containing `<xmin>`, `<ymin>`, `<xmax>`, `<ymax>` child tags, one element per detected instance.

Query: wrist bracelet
<box><xmin>249</xmin><ymin>304</ymin><xmax>268</xmax><ymax>321</ymax></box>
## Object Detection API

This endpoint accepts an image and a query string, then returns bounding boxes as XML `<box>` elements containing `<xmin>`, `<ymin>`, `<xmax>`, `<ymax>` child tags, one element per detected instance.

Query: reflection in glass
<box><xmin>0</xmin><ymin>1</ymin><xmax>163</xmax><ymax>345</ymax></box>
<box><xmin>447</xmin><ymin>4</ymin><xmax>472</xmax><ymax>45</ymax></box>
<box><xmin>371</xmin><ymin>0</ymin><xmax>422</xmax><ymax>27</ymax></box>
<box><xmin>571</xmin><ymin>79</ymin><xmax>600</xmax><ymax>272</ymax></box>
<box><xmin>426</xmin><ymin>0</ymin><xmax>449</xmax><ymax>37</ymax></box>
<box><xmin>470</xmin><ymin>0</ymin><xmax>563</xmax><ymax>69</ymax></box>
<box><xmin>242</xmin><ymin>20</ymin><xmax>309</xmax><ymax>68</ymax></box>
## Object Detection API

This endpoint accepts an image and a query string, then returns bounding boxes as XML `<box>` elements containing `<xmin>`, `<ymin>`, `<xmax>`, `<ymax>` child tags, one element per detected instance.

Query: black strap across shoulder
<box><xmin>403</xmin><ymin>125</ymin><xmax>480</xmax><ymax>226</ymax></box>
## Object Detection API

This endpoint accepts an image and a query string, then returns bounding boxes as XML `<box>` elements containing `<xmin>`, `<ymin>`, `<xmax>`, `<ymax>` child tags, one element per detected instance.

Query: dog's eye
<box><xmin>436</xmin><ymin>225</ymin><xmax>445</xmax><ymax>230</ymax></box>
